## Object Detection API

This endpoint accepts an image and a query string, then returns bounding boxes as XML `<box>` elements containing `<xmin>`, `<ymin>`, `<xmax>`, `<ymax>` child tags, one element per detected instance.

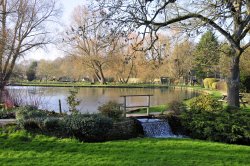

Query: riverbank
<box><xmin>9</xmin><ymin>82</ymin><xmax>222</xmax><ymax>96</ymax></box>
<box><xmin>10</xmin><ymin>82</ymin><xmax>169</xmax><ymax>88</ymax></box>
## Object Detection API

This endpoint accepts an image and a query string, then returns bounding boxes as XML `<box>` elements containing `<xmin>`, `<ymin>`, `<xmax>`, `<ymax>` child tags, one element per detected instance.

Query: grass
<box><xmin>128</xmin><ymin>105</ymin><xmax>168</xmax><ymax>114</ymax></box>
<box><xmin>0</xmin><ymin>130</ymin><xmax>250</xmax><ymax>166</ymax></box>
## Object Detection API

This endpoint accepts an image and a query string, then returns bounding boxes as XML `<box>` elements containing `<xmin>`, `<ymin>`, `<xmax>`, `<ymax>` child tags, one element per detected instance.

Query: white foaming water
<box><xmin>137</xmin><ymin>118</ymin><xmax>181</xmax><ymax>138</ymax></box>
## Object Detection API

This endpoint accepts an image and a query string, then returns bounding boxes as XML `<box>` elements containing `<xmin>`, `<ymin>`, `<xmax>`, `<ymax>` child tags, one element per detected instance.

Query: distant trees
<box><xmin>36</xmin><ymin>60</ymin><xmax>58</xmax><ymax>82</ymax></box>
<box><xmin>168</xmin><ymin>40</ymin><xmax>195</xmax><ymax>83</ymax></box>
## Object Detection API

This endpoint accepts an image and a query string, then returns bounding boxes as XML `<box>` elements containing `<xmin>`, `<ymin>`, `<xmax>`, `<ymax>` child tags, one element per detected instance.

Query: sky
<box><xmin>25</xmin><ymin>0</ymin><xmax>85</xmax><ymax>61</ymax></box>
<box><xmin>25</xmin><ymin>1</ymin><xmax>250</xmax><ymax>62</ymax></box>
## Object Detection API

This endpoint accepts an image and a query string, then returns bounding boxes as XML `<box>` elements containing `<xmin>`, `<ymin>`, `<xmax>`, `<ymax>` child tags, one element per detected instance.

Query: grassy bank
<box><xmin>0</xmin><ymin>130</ymin><xmax>250</xmax><ymax>166</ymax></box>
<box><xmin>11</xmin><ymin>81</ymin><xmax>169</xmax><ymax>88</ymax></box>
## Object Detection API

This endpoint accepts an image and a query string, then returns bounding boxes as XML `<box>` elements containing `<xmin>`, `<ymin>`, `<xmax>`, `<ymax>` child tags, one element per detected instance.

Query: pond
<box><xmin>6</xmin><ymin>86</ymin><xmax>199</xmax><ymax>113</ymax></box>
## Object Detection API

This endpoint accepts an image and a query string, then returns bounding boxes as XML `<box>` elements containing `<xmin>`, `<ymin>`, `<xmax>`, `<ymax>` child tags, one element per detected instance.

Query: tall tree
<box><xmin>0</xmin><ymin>0</ymin><xmax>59</xmax><ymax>101</ymax></box>
<box><xmin>63</xmin><ymin>5</ymin><xmax>120</xmax><ymax>84</ymax></box>
<box><xmin>94</xmin><ymin>0</ymin><xmax>250</xmax><ymax>107</ymax></box>
<box><xmin>194</xmin><ymin>31</ymin><xmax>220</xmax><ymax>79</ymax></box>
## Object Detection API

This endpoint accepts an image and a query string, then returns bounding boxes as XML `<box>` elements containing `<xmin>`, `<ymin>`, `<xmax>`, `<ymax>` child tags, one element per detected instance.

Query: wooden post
<box><xmin>147</xmin><ymin>95</ymin><xmax>151</xmax><ymax>116</ymax></box>
<box><xmin>123</xmin><ymin>96</ymin><xmax>126</xmax><ymax>117</ymax></box>
<box><xmin>59</xmin><ymin>99</ymin><xmax>62</xmax><ymax>114</ymax></box>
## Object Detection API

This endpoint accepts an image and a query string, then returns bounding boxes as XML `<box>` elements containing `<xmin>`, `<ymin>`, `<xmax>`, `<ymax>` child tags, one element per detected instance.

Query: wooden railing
<box><xmin>120</xmin><ymin>94</ymin><xmax>153</xmax><ymax>116</ymax></box>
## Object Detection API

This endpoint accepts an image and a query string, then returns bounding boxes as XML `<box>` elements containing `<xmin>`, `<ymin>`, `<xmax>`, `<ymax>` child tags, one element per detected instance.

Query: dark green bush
<box><xmin>0</xmin><ymin>108</ymin><xmax>16</xmax><ymax>119</ymax></box>
<box><xmin>165</xmin><ymin>101</ymin><xmax>187</xmax><ymax>135</ymax></box>
<box><xmin>43</xmin><ymin>117</ymin><xmax>64</xmax><ymax>131</ymax></box>
<box><xmin>240</xmin><ymin>75</ymin><xmax>250</xmax><ymax>93</ymax></box>
<box><xmin>14</xmin><ymin>106</ymin><xmax>143</xmax><ymax>142</ymax></box>
<box><xmin>98</xmin><ymin>101</ymin><xmax>123</xmax><ymax>120</ymax></box>
<box><xmin>181</xmin><ymin>96</ymin><xmax>250</xmax><ymax>144</ymax></box>
<box><xmin>65</xmin><ymin>114</ymin><xmax>113</xmax><ymax>142</ymax></box>
<box><xmin>167</xmin><ymin>115</ymin><xmax>187</xmax><ymax>136</ymax></box>
<box><xmin>21</xmin><ymin>118</ymin><xmax>44</xmax><ymax>131</ymax></box>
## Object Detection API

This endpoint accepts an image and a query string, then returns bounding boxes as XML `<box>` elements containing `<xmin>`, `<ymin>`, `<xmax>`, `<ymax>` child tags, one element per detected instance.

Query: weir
<box><xmin>137</xmin><ymin>118</ymin><xmax>177</xmax><ymax>138</ymax></box>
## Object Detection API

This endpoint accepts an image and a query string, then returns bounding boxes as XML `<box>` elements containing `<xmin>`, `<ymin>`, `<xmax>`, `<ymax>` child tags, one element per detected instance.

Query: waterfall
<box><xmin>137</xmin><ymin>118</ymin><xmax>176</xmax><ymax>138</ymax></box>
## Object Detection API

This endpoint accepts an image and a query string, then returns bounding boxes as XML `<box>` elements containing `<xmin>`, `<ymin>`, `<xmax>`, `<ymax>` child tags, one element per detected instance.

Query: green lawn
<box><xmin>0</xmin><ymin>130</ymin><xmax>250</xmax><ymax>166</ymax></box>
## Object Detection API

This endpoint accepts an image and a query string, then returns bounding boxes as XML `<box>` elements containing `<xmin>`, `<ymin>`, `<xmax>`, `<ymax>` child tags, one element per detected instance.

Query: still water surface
<box><xmin>7</xmin><ymin>86</ymin><xmax>199</xmax><ymax>113</ymax></box>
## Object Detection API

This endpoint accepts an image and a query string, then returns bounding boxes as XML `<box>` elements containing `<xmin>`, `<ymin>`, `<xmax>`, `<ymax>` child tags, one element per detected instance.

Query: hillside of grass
<box><xmin>0</xmin><ymin>130</ymin><xmax>249</xmax><ymax>166</ymax></box>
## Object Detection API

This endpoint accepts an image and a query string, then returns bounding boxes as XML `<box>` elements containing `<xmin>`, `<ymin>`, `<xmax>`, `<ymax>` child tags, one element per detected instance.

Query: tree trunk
<box><xmin>97</xmin><ymin>65</ymin><xmax>106</xmax><ymax>85</ymax></box>
<box><xmin>227</xmin><ymin>56</ymin><xmax>240</xmax><ymax>107</ymax></box>
<box><xmin>99</xmin><ymin>70</ymin><xmax>106</xmax><ymax>84</ymax></box>
<box><xmin>0</xmin><ymin>80</ymin><xmax>7</xmax><ymax>103</ymax></box>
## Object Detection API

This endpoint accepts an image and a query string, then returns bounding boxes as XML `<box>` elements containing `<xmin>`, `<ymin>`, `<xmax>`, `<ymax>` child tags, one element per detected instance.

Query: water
<box><xmin>137</xmin><ymin>118</ymin><xmax>176</xmax><ymax>138</ymax></box>
<box><xmin>6</xmin><ymin>86</ymin><xmax>198</xmax><ymax>113</ymax></box>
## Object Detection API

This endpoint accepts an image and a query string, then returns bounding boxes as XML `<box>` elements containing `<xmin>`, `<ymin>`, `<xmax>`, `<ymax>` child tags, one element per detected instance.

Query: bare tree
<box><xmin>169</xmin><ymin>40</ymin><xmax>195</xmax><ymax>83</ymax></box>
<box><xmin>63</xmin><ymin>5</ymin><xmax>121</xmax><ymax>84</ymax></box>
<box><xmin>109</xmin><ymin>44</ymin><xmax>136</xmax><ymax>83</ymax></box>
<box><xmin>93</xmin><ymin>0</ymin><xmax>250</xmax><ymax>107</ymax></box>
<box><xmin>0</xmin><ymin>0</ymin><xmax>60</xmax><ymax>101</ymax></box>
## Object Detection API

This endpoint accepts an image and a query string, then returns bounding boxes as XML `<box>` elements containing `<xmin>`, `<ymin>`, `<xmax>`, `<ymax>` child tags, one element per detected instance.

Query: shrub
<box><xmin>188</xmin><ymin>95</ymin><xmax>223</xmax><ymax>113</ymax></box>
<box><xmin>43</xmin><ymin>117</ymin><xmax>64</xmax><ymax>131</ymax></box>
<box><xmin>15</xmin><ymin>106</ymin><xmax>48</xmax><ymax>131</ymax></box>
<box><xmin>211</xmin><ymin>82</ymin><xmax>217</xmax><ymax>89</ymax></box>
<box><xmin>15</xmin><ymin>106</ymin><xmax>47</xmax><ymax>121</ymax></box>
<box><xmin>240</xmin><ymin>75</ymin><xmax>250</xmax><ymax>93</ymax></box>
<box><xmin>65</xmin><ymin>114</ymin><xmax>113</xmax><ymax>142</ymax></box>
<box><xmin>0</xmin><ymin>108</ymin><xmax>16</xmax><ymax>119</ymax></box>
<box><xmin>181</xmin><ymin>96</ymin><xmax>250</xmax><ymax>144</ymax></box>
<box><xmin>216</xmin><ymin>81</ymin><xmax>227</xmax><ymax>91</ymax></box>
<box><xmin>14</xmin><ymin>105</ymin><xmax>142</xmax><ymax>142</ymax></box>
<box><xmin>20</xmin><ymin>118</ymin><xmax>44</xmax><ymax>131</ymax></box>
<box><xmin>67</xmin><ymin>88</ymin><xmax>80</xmax><ymax>113</ymax></box>
<box><xmin>168</xmin><ymin>100</ymin><xmax>185</xmax><ymax>116</ymax></box>
<box><xmin>203</xmin><ymin>78</ymin><xmax>217</xmax><ymax>89</ymax></box>
<box><xmin>98</xmin><ymin>101</ymin><xmax>123</xmax><ymax>120</ymax></box>
<box><xmin>165</xmin><ymin>101</ymin><xmax>187</xmax><ymax>135</ymax></box>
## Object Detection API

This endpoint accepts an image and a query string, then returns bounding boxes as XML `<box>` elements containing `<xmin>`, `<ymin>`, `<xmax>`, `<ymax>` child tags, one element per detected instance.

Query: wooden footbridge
<box><xmin>120</xmin><ymin>94</ymin><xmax>162</xmax><ymax>117</ymax></box>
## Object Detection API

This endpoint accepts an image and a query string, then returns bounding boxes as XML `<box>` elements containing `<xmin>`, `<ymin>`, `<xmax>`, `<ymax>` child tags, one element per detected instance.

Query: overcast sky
<box><xmin>25</xmin><ymin>0</ymin><xmax>85</xmax><ymax>61</ymax></box>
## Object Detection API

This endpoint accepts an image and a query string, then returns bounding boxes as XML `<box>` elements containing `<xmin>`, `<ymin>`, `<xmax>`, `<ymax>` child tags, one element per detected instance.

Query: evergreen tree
<box><xmin>26</xmin><ymin>61</ymin><xmax>38</xmax><ymax>81</ymax></box>
<box><xmin>194</xmin><ymin>31</ymin><xmax>219</xmax><ymax>79</ymax></box>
